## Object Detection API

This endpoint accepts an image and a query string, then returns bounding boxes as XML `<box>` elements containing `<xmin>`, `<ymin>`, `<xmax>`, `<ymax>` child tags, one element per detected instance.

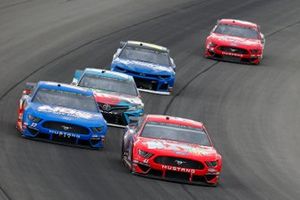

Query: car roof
<box><xmin>37</xmin><ymin>81</ymin><xmax>93</xmax><ymax>96</ymax></box>
<box><xmin>218</xmin><ymin>19</ymin><xmax>258</xmax><ymax>29</ymax></box>
<box><xmin>127</xmin><ymin>40</ymin><xmax>169</xmax><ymax>53</ymax></box>
<box><xmin>145</xmin><ymin>115</ymin><xmax>204</xmax><ymax>129</ymax></box>
<box><xmin>84</xmin><ymin>68</ymin><xmax>133</xmax><ymax>81</ymax></box>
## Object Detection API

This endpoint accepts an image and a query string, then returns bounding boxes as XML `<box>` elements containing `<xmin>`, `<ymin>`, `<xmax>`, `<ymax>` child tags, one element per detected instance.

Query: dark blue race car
<box><xmin>111</xmin><ymin>41</ymin><xmax>176</xmax><ymax>95</ymax></box>
<box><xmin>16</xmin><ymin>81</ymin><xmax>108</xmax><ymax>149</ymax></box>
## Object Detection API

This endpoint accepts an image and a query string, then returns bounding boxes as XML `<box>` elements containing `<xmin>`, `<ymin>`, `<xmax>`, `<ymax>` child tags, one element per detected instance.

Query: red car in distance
<box><xmin>121</xmin><ymin>115</ymin><xmax>222</xmax><ymax>186</ymax></box>
<box><xmin>205</xmin><ymin>19</ymin><xmax>265</xmax><ymax>64</ymax></box>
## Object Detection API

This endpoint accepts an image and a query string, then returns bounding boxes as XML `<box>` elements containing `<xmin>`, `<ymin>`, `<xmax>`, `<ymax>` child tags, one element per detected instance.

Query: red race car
<box><xmin>204</xmin><ymin>19</ymin><xmax>265</xmax><ymax>64</ymax></box>
<box><xmin>121</xmin><ymin>115</ymin><xmax>222</xmax><ymax>186</ymax></box>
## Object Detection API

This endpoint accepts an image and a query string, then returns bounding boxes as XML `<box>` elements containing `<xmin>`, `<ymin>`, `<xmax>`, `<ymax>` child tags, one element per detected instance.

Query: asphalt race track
<box><xmin>1</xmin><ymin>0</ymin><xmax>300</xmax><ymax>199</ymax></box>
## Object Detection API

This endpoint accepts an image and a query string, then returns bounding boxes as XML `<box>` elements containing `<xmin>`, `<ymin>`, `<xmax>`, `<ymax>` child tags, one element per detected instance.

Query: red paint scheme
<box><xmin>16</xmin><ymin>89</ymin><xmax>31</xmax><ymax>131</ymax></box>
<box><xmin>94</xmin><ymin>92</ymin><xmax>122</xmax><ymax>105</ymax></box>
<box><xmin>122</xmin><ymin>115</ymin><xmax>222</xmax><ymax>186</ymax></box>
<box><xmin>205</xmin><ymin>19</ymin><xmax>265</xmax><ymax>64</ymax></box>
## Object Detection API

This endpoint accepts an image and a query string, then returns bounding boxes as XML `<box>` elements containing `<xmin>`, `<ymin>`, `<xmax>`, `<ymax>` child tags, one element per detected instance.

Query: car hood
<box><xmin>93</xmin><ymin>90</ymin><xmax>142</xmax><ymax>106</ymax></box>
<box><xmin>210</xmin><ymin>33</ymin><xmax>262</xmax><ymax>48</ymax></box>
<box><xmin>114</xmin><ymin>58</ymin><xmax>174</xmax><ymax>75</ymax></box>
<box><xmin>137</xmin><ymin>137</ymin><xmax>218</xmax><ymax>160</ymax></box>
<box><xmin>29</xmin><ymin>103</ymin><xmax>105</xmax><ymax>126</ymax></box>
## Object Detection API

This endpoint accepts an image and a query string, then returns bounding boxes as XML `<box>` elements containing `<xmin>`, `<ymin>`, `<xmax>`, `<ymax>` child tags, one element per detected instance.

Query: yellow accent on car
<box><xmin>127</xmin><ymin>40</ymin><xmax>168</xmax><ymax>51</ymax></box>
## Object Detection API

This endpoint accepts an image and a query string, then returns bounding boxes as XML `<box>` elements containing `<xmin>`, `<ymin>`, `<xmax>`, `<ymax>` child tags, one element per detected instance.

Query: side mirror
<box><xmin>23</xmin><ymin>82</ymin><xmax>36</xmax><ymax>96</ymax></box>
<box><xmin>126</xmin><ymin>124</ymin><xmax>137</xmax><ymax>134</ymax></box>
<box><xmin>211</xmin><ymin>25</ymin><xmax>218</xmax><ymax>34</ymax></box>
<box><xmin>22</xmin><ymin>89</ymin><xmax>31</xmax><ymax>95</ymax></box>
<box><xmin>170</xmin><ymin>58</ymin><xmax>176</xmax><ymax>71</ymax></box>
<box><xmin>128</xmin><ymin>116</ymin><xmax>140</xmax><ymax>131</ymax></box>
<box><xmin>170</xmin><ymin>58</ymin><xmax>175</xmax><ymax>66</ymax></box>
<box><xmin>120</xmin><ymin>41</ymin><xmax>126</xmax><ymax>48</ymax></box>
<box><xmin>113</xmin><ymin>48</ymin><xmax>122</xmax><ymax>60</ymax></box>
<box><xmin>72</xmin><ymin>69</ymin><xmax>83</xmax><ymax>85</ymax></box>
<box><xmin>260</xmin><ymin>33</ymin><xmax>265</xmax><ymax>45</ymax></box>
<box><xmin>138</xmin><ymin>93</ymin><xmax>142</xmax><ymax>99</ymax></box>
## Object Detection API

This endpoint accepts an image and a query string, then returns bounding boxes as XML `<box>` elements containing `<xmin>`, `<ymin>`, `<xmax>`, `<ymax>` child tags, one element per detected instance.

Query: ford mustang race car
<box><xmin>121</xmin><ymin>115</ymin><xmax>222</xmax><ymax>186</ymax></box>
<box><xmin>16</xmin><ymin>81</ymin><xmax>107</xmax><ymax>149</ymax></box>
<box><xmin>72</xmin><ymin>68</ymin><xmax>144</xmax><ymax>127</ymax></box>
<box><xmin>111</xmin><ymin>41</ymin><xmax>176</xmax><ymax>95</ymax></box>
<box><xmin>205</xmin><ymin>19</ymin><xmax>265</xmax><ymax>64</ymax></box>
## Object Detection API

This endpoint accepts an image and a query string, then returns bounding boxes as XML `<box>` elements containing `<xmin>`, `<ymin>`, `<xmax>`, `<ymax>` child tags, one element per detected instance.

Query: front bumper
<box><xmin>131</xmin><ymin>156</ymin><xmax>220</xmax><ymax>185</ymax></box>
<box><xmin>205</xmin><ymin>46</ymin><xmax>262</xmax><ymax>65</ymax></box>
<box><xmin>21</xmin><ymin>121</ymin><xmax>106</xmax><ymax>149</ymax></box>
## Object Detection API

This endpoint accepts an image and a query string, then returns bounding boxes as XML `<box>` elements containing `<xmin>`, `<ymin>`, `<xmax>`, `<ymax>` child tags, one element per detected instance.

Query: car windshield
<box><xmin>32</xmin><ymin>88</ymin><xmax>98</xmax><ymax>113</ymax></box>
<box><xmin>141</xmin><ymin>122</ymin><xmax>211</xmax><ymax>146</ymax></box>
<box><xmin>79</xmin><ymin>74</ymin><xmax>138</xmax><ymax>96</ymax></box>
<box><xmin>214</xmin><ymin>24</ymin><xmax>259</xmax><ymax>39</ymax></box>
<box><xmin>119</xmin><ymin>46</ymin><xmax>171</xmax><ymax>66</ymax></box>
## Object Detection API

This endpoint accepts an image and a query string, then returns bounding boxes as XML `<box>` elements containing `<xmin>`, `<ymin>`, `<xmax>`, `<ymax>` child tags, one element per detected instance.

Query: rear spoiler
<box><xmin>23</xmin><ymin>82</ymin><xmax>36</xmax><ymax>95</ymax></box>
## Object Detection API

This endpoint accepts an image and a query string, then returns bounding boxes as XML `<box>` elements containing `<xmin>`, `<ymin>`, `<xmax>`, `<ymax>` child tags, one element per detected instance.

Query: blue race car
<box><xmin>16</xmin><ymin>81</ymin><xmax>108</xmax><ymax>149</ymax></box>
<box><xmin>111</xmin><ymin>41</ymin><xmax>176</xmax><ymax>95</ymax></box>
<box><xmin>72</xmin><ymin>68</ymin><xmax>144</xmax><ymax>127</ymax></box>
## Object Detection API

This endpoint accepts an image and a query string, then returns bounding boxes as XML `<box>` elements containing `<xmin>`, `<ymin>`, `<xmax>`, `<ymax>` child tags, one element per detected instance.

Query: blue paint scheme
<box><xmin>21</xmin><ymin>81</ymin><xmax>107</xmax><ymax>149</ymax></box>
<box><xmin>110</xmin><ymin>41</ymin><xmax>176</xmax><ymax>93</ymax></box>
<box><xmin>73</xmin><ymin>68</ymin><xmax>144</xmax><ymax>126</ymax></box>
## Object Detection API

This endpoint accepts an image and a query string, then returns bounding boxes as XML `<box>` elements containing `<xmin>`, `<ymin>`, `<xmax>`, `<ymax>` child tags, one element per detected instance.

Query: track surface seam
<box><xmin>0</xmin><ymin>0</ymin><xmax>31</xmax><ymax>10</ymax></box>
<box><xmin>0</xmin><ymin>186</ymin><xmax>12</xmax><ymax>200</ymax></box>
<box><xmin>163</xmin><ymin>61</ymin><xmax>219</xmax><ymax>115</ymax></box>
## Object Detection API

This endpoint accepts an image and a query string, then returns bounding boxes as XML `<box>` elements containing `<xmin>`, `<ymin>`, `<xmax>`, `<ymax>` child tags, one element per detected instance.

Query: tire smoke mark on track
<box><xmin>181</xmin><ymin>185</ymin><xmax>198</xmax><ymax>200</ymax></box>
<box><xmin>0</xmin><ymin>0</ymin><xmax>208</xmax><ymax>102</ymax></box>
<box><xmin>0</xmin><ymin>0</ymin><xmax>31</xmax><ymax>10</ymax></box>
<box><xmin>0</xmin><ymin>185</ymin><xmax>12</xmax><ymax>200</ymax></box>
<box><xmin>266</xmin><ymin>19</ymin><xmax>300</xmax><ymax>37</ymax></box>
<box><xmin>163</xmin><ymin>61</ymin><xmax>219</xmax><ymax>115</ymax></box>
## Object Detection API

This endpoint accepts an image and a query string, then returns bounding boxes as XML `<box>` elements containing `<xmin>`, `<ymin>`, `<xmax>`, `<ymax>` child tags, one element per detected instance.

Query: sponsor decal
<box><xmin>30</xmin><ymin>122</ymin><xmax>38</xmax><ymax>128</ymax></box>
<box><xmin>174</xmin><ymin>151</ymin><xmax>188</xmax><ymax>155</ymax></box>
<box><xmin>229</xmin><ymin>48</ymin><xmax>238</xmax><ymax>53</ymax></box>
<box><xmin>188</xmin><ymin>148</ymin><xmax>209</xmax><ymax>155</ymax></box>
<box><xmin>61</xmin><ymin>125</ymin><xmax>72</xmax><ymax>131</ymax></box>
<box><xmin>101</xmin><ymin>104</ymin><xmax>111</xmax><ymax>112</ymax></box>
<box><xmin>38</xmin><ymin>105</ymin><xmax>95</xmax><ymax>119</ymax></box>
<box><xmin>174</xmin><ymin>159</ymin><xmax>186</xmax><ymax>166</ymax></box>
<box><xmin>146</xmin><ymin>141</ymin><xmax>165</xmax><ymax>149</ymax></box>
<box><xmin>221</xmin><ymin>52</ymin><xmax>242</xmax><ymax>57</ymax></box>
<box><xmin>161</xmin><ymin>165</ymin><xmax>195</xmax><ymax>173</ymax></box>
<box><xmin>144</xmin><ymin>141</ymin><xmax>208</xmax><ymax>155</ymax></box>
<box><xmin>49</xmin><ymin>130</ymin><xmax>80</xmax><ymax>139</ymax></box>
